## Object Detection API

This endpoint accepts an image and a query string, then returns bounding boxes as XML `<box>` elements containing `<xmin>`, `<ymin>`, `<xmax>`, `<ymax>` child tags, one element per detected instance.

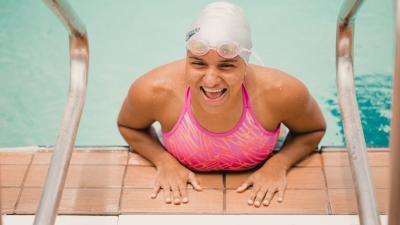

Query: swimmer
<box><xmin>118</xmin><ymin>2</ymin><xmax>326</xmax><ymax>207</ymax></box>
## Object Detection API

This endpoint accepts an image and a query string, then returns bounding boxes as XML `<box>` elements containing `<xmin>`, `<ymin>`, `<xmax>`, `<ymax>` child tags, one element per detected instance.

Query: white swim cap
<box><xmin>186</xmin><ymin>2</ymin><xmax>252</xmax><ymax>62</ymax></box>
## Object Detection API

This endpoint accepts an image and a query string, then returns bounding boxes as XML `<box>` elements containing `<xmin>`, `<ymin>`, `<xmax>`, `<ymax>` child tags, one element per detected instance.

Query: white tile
<box><xmin>2</xmin><ymin>215</ymin><xmax>117</xmax><ymax>225</ymax></box>
<box><xmin>3</xmin><ymin>215</ymin><xmax>34</xmax><ymax>225</ymax></box>
<box><xmin>381</xmin><ymin>215</ymin><xmax>388</xmax><ymax>225</ymax></box>
<box><xmin>56</xmin><ymin>216</ymin><xmax>118</xmax><ymax>225</ymax></box>
<box><xmin>1</xmin><ymin>215</ymin><xmax>387</xmax><ymax>225</ymax></box>
<box><xmin>118</xmin><ymin>215</ymin><xmax>388</xmax><ymax>225</ymax></box>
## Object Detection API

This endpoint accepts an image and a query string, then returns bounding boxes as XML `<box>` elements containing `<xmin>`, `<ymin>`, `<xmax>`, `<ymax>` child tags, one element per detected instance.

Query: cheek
<box><xmin>185</xmin><ymin>68</ymin><xmax>203</xmax><ymax>84</ymax></box>
<box><xmin>222</xmin><ymin>72</ymin><xmax>245</xmax><ymax>86</ymax></box>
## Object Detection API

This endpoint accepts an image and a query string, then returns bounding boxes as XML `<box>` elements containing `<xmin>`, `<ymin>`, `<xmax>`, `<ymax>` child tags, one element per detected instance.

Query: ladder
<box><xmin>26</xmin><ymin>0</ymin><xmax>400</xmax><ymax>225</ymax></box>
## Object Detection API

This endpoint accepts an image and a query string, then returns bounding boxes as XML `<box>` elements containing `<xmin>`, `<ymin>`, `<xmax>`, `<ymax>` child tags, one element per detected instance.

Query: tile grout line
<box><xmin>320</xmin><ymin>152</ymin><xmax>333</xmax><ymax>215</ymax></box>
<box><xmin>13</xmin><ymin>153</ymin><xmax>34</xmax><ymax>215</ymax></box>
<box><xmin>117</xmin><ymin>151</ymin><xmax>130</xmax><ymax>215</ymax></box>
<box><xmin>32</xmin><ymin>151</ymin><xmax>131</xmax><ymax>166</ymax></box>
<box><xmin>222</xmin><ymin>173</ymin><xmax>226</xmax><ymax>213</ymax></box>
<box><xmin>16</xmin><ymin>186</ymin><xmax>124</xmax><ymax>215</ymax></box>
<box><xmin>116</xmin><ymin>214</ymin><xmax>121</xmax><ymax>225</ymax></box>
<box><xmin>10</xmin><ymin>151</ymin><xmax>383</xmax><ymax>216</ymax></box>
<box><xmin>23</xmin><ymin>166</ymin><xmax>128</xmax><ymax>189</ymax></box>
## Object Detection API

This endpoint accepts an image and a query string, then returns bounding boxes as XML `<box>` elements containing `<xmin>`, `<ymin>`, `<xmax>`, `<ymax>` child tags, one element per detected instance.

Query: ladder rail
<box><xmin>33</xmin><ymin>1</ymin><xmax>89</xmax><ymax>225</ymax></box>
<box><xmin>336</xmin><ymin>0</ymin><xmax>381</xmax><ymax>225</ymax></box>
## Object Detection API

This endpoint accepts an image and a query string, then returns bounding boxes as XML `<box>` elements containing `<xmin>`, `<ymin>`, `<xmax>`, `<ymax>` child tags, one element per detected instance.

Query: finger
<box><xmin>247</xmin><ymin>185</ymin><xmax>260</xmax><ymax>205</ymax></box>
<box><xmin>262</xmin><ymin>186</ymin><xmax>278</xmax><ymax>206</ymax></box>
<box><xmin>188</xmin><ymin>173</ymin><xmax>202</xmax><ymax>191</ymax></box>
<box><xmin>253</xmin><ymin>187</ymin><xmax>268</xmax><ymax>207</ymax></box>
<box><xmin>236</xmin><ymin>179</ymin><xmax>253</xmax><ymax>193</ymax></box>
<box><xmin>171</xmin><ymin>184</ymin><xmax>181</xmax><ymax>205</ymax></box>
<box><xmin>150</xmin><ymin>183</ymin><xmax>161</xmax><ymax>199</ymax></box>
<box><xmin>277</xmin><ymin>186</ymin><xmax>286</xmax><ymax>203</ymax></box>
<box><xmin>162</xmin><ymin>185</ymin><xmax>172</xmax><ymax>204</ymax></box>
<box><xmin>179</xmin><ymin>183</ymin><xmax>189</xmax><ymax>203</ymax></box>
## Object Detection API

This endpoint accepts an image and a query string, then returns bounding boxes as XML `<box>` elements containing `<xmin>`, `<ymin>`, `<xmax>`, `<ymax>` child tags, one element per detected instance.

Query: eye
<box><xmin>219</xmin><ymin>63</ymin><xmax>235</xmax><ymax>69</ymax></box>
<box><xmin>191</xmin><ymin>61</ymin><xmax>206</xmax><ymax>66</ymax></box>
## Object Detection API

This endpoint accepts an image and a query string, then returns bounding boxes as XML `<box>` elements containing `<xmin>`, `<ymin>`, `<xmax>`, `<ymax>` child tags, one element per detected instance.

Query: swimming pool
<box><xmin>0</xmin><ymin>0</ymin><xmax>394</xmax><ymax>147</ymax></box>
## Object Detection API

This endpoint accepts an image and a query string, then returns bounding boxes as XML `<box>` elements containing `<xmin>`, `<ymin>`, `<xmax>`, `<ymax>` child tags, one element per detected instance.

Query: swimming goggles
<box><xmin>186</xmin><ymin>38</ymin><xmax>249</xmax><ymax>59</ymax></box>
<box><xmin>186</xmin><ymin>38</ymin><xmax>265</xmax><ymax>66</ymax></box>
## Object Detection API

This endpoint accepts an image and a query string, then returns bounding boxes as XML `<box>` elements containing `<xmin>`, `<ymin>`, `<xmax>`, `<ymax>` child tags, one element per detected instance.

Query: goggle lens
<box><xmin>187</xmin><ymin>40</ymin><xmax>209</xmax><ymax>56</ymax></box>
<box><xmin>187</xmin><ymin>39</ymin><xmax>240</xmax><ymax>59</ymax></box>
<box><xmin>218</xmin><ymin>43</ymin><xmax>239</xmax><ymax>58</ymax></box>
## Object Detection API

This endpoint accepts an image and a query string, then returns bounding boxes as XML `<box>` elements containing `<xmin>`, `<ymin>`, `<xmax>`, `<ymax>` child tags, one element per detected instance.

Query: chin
<box><xmin>199</xmin><ymin>102</ymin><xmax>226</xmax><ymax>114</ymax></box>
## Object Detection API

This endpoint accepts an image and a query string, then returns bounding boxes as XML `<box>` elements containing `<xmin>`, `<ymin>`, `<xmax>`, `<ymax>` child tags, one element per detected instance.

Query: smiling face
<box><xmin>185</xmin><ymin>49</ymin><xmax>247</xmax><ymax>114</ymax></box>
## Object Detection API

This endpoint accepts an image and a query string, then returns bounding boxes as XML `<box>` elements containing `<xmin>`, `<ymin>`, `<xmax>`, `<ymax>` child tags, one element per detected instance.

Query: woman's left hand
<box><xmin>236</xmin><ymin>163</ymin><xmax>288</xmax><ymax>207</ymax></box>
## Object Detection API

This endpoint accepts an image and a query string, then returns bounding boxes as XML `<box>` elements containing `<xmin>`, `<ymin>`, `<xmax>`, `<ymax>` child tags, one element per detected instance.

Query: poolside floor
<box><xmin>0</xmin><ymin>147</ymin><xmax>390</xmax><ymax>216</ymax></box>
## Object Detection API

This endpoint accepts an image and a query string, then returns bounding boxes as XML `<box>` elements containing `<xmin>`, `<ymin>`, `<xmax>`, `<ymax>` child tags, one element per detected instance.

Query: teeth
<box><xmin>203</xmin><ymin>87</ymin><xmax>224</xmax><ymax>93</ymax></box>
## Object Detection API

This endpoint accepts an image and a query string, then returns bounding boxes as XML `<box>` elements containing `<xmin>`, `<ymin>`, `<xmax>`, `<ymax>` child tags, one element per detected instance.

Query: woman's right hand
<box><xmin>150</xmin><ymin>155</ymin><xmax>202</xmax><ymax>204</ymax></box>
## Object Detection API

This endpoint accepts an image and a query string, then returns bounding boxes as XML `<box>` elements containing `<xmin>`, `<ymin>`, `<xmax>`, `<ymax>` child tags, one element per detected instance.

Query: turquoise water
<box><xmin>0</xmin><ymin>0</ymin><xmax>394</xmax><ymax>147</ymax></box>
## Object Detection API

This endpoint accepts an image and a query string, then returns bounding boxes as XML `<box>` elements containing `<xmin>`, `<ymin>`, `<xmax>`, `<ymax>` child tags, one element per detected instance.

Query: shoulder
<box><xmin>118</xmin><ymin>59</ymin><xmax>186</xmax><ymax>129</ymax></box>
<box><xmin>247</xmin><ymin>65</ymin><xmax>311</xmax><ymax>120</ymax></box>
<box><xmin>123</xmin><ymin>59</ymin><xmax>186</xmax><ymax>123</ymax></box>
<box><xmin>127</xmin><ymin>59</ymin><xmax>186</xmax><ymax>109</ymax></box>
<box><xmin>246</xmin><ymin>65</ymin><xmax>326</xmax><ymax>133</ymax></box>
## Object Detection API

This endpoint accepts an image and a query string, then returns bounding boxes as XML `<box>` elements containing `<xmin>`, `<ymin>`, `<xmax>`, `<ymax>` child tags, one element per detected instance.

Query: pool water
<box><xmin>0</xmin><ymin>0</ymin><xmax>394</xmax><ymax>147</ymax></box>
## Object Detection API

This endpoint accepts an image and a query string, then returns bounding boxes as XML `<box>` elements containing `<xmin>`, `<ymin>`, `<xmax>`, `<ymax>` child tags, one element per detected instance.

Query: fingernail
<box><xmin>263</xmin><ymin>200</ymin><xmax>269</xmax><ymax>206</ymax></box>
<box><xmin>278</xmin><ymin>197</ymin><xmax>283</xmax><ymax>202</ymax></box>
<box><xmin>182</xmin><ymin>197</ymin><xmax>188</xmax><ymax>203</ymax></box>
<box><xmin>254</xmin><ymin>201</ymin><xmax>260</xmax><ymax>207</ymax></box>
<box><xmin>166</xmin><ymin>198</ymin><xmax>171</xmax><ymax>203</ymax></box>
<box><xmin>149</xmin><ymin>194</ymin><xmax>155</xmax><ymax>198</ymax></box>
<box><xmin>174</xmin><ymin>198</ymin><xmax>180</xmax><ymax>204</ymax></box>
<box><xmin>247</xmin><ymin>199</ymin><xmax>253</xmax><ymax>205</ymax></box>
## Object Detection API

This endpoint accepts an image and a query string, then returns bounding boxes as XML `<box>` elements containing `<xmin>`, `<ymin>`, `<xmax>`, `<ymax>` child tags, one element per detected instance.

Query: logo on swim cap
<box><xmin>185</xmin><ymin>27</ymin><xmax>200</xmax><ymax>41</ymax></box>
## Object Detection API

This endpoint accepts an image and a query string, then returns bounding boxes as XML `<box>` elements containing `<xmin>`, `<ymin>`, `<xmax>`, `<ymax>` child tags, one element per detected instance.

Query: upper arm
<box><xmin>276</xmin><ymin>76</ymin><xmax>326</xmax><ymax>134</ymax></box>
<box><xmin>117</xmin><ymin>59</ymin><xmax>185</xmax><ymax>131</ymax></box>
<box><xmin>117</xmin><ymin>76</ymin><xmax>160</xmax><ymax>130</ymax></box>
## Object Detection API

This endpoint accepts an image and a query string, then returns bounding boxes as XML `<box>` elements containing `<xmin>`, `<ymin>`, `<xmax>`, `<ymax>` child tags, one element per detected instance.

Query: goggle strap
<box><xmin>249</xmin><ymin>51</ymin><xmax>265</xmax><ymax>66</ymax></box>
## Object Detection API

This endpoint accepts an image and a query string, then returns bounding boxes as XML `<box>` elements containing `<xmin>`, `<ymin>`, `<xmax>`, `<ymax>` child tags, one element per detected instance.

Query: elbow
<box><xmin>319</xmin><ymin>121</ymin><xmax>327</xmax><ymax>140</ymax></box>
<box><xmin>312</xmin><ymin>125</ymin><xmax>326</xmax><ymax>147</ymax></box>
<box><xmin>313</xmin><ymin>120</ymin><xmax>327</xmax><ymax>140</ymax></box>
<box><xmin>117</xmin><ymin>111</ymin><xmax>124</xmax><ymax>130</ymax></box>
<box><xmin>117</xmin><ymin>120</ymin><xmax>124</xmax><ymax>130</ymax></box>
<box><xmin>318</xmin><ymin>123</ymin><xmax>327</xmax><ymax>136</ymax></box>
<box><xmin>116</xmin><ymin>119</ymin><xmax>126</xmax><ymax>134</ymax></box>
<box><xmin>316</xmin><ymin>129</ymin><xmax>326</xmax><ymax>142</ymax></box>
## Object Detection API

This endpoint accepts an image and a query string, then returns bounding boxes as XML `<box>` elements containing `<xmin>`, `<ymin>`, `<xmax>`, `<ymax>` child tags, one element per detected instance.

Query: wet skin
<box><xmin>117</xmin><ymin>50</ymin><xmax>326</xmax><ymax>207</ymax></box>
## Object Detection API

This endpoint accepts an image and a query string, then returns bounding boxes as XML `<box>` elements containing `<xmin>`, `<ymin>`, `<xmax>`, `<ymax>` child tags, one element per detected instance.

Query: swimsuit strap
<box><xmin>184</xmin><ymin>86</ymin><xmax>191</xmax><ymax>112</ymax></box>
<box><xmin>241</xmin><ymin>83</ymin><xmax>250</xmax><ymax>108</ymax></box>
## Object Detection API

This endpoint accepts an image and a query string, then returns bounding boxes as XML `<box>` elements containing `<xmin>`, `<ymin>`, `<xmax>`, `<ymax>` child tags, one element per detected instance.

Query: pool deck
<box><xmin>0</xmin><ymin>147</ymin><xmax>390</xmax><ymax>217</ymax></box>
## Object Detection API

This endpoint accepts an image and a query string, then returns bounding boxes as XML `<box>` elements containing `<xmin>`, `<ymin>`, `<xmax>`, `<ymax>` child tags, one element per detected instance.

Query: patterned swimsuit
<box><xmin>162</xmin><ymin>84</ymin><xmax>280</xmax><ymax>172</ymax></box>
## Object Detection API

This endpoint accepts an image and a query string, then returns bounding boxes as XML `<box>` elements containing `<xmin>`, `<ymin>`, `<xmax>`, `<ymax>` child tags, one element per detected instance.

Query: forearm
<box><xmin>266</xmin><ymin>129</ymin><xmax>325</xmax><ymax>171</ymax></box>
<box><xmin>118</xmin><ymin>124</ymin><xmax>176</xmax><ymax>167</ymax></box>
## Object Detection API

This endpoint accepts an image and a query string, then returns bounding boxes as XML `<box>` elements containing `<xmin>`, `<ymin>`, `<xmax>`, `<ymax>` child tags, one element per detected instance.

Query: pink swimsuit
<box><xmin>161</xmin><ymin>84</ymin><xmax>280</xmax><ymax>172</ymax></box>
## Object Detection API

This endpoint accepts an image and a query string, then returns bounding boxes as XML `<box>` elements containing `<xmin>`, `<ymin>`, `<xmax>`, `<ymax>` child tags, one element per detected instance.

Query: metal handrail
<box><xmin>336</xmin><ymin>0</ymin><xmax>381</xmax><ymax>225</ymax></box>
<box><xmin>33</xmin><ymin>1</ymin><xmax>89</xmax><ymax>225</ymax></box>
<box><xmin>388</xmin><ymin>1</ymin><xmax>400</xmax><ymax>224</ymax></box>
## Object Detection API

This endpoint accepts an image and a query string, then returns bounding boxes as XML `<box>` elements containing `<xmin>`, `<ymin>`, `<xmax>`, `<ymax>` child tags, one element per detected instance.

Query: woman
<box><xmin>118</xmin><ymin>2</ymin><xmax>326</xmax><ymax>207</ymax></box>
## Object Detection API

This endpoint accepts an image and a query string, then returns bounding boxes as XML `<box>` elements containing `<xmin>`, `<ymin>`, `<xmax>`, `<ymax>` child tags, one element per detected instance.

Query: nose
<box><xmin>203</xmin><ymin>67</ymin><xmax>221</xmax><ymax>87</ymax></box>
